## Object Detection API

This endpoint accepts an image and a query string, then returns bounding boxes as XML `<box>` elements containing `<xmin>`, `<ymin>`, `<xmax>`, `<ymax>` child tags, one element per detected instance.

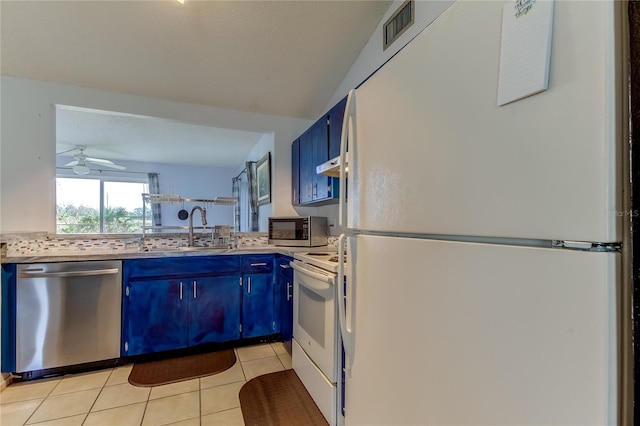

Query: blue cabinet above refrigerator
<box><xmin>291</xmin><ymin>96</ymin><xmax>346</xmax><ymax>206</ymax></box>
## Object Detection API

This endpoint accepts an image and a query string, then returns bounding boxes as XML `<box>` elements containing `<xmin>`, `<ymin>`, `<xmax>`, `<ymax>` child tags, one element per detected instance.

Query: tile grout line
<box><xmin>198</xmin><ymin>374</ymin><xmax>203</xmax><ymax>426</ymax></box>
<box><xmin>4</xmin><ymin>345</ymin><xmax>291</xmax><ymax>426</ymax></box>
<box><xmin>22</xmin><ymin>376</ymin><xmax>63</xmax><ymax>426</ymax></box>
<box><xmin>80</xmin><ymin>367</ymin><xmax>115</xmax><ymax>426</ymax></box>
<box><xmin>139</xmin><ymin>376</ymin><xmax>152</xmax><ymax>426</ymax></box>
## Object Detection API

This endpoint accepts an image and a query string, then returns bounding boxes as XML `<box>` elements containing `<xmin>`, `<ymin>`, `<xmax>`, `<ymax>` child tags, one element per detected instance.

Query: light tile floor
<box><xmin>1</xmin><ymin>342</ymin><xmax>292</xmax><ymax>426</ymax></box>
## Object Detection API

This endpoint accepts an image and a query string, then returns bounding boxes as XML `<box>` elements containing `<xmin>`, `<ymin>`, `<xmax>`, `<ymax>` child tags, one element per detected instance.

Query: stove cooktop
<box><xmin>293</xmin><ymin>251</ymin><xmax>341</xmax><ymax>272</ymax></box>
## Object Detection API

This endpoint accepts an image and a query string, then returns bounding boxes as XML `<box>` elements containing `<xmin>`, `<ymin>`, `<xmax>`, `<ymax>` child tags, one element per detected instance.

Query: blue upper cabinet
<box><xmin>291</xmin><ymin>139</ymin><xmax>300</xmax><ymax>205</ymax></box>
<box><xmin>328</xmin><ymin>96</ymin><xmax>347</xmax><ymax>160</ymax></box>
<box><xmin>291</xmin><ymin>97</ymin><xmax>346</xmax><ymax>206</ymax></box>
<box><xmin>298</xmin><ymin>126</ymin><xmax>315</xmax><ymax>204</ymax></box>
<box><xmin>311</xmin><ymin>117</ymin><xmax>330</xmax><ymax>201</ymax></box>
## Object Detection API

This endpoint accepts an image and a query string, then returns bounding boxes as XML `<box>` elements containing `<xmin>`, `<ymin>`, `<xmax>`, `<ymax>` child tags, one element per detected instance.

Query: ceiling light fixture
<box><xmin>72</xmin><ymin>160</ymin><xmax>90</xmax><ymax>175</ymax></box>
<box><xmin>176</xmin><ymin>0</ymin><xmax>185</xmax><ymax>4</ymax></box>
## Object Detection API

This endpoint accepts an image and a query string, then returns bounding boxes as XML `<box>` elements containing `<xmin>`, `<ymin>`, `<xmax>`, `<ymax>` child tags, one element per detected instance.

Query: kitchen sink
<box><xmin>176</xmin><ymin>246</ymin><xmax>229</xmax><ymax>252</ymax></box>
<box><xmin>141</xmin><ymin>246</ymin><xmax>229</xmax><ymax>253</ymax></box>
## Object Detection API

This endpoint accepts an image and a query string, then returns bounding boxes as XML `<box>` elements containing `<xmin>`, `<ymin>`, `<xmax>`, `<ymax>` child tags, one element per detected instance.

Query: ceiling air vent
<box><xmin>383</xmin><ymin>0</ymin><xmax>414</xmax><ymax>50</ymax></box>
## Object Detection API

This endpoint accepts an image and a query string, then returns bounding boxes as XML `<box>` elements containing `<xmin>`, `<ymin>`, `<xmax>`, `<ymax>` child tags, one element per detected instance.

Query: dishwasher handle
<box><xmin>19</xmin><ymin>268</ymin><xmax>120</xmax><ymax>279</ymax></box>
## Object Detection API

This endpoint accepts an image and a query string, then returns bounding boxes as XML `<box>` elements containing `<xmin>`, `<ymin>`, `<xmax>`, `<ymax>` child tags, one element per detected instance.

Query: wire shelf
<box><xmin>142</xmin><ymin>194</ymin><xmax>238</xmax><ymax>205</ymax></box>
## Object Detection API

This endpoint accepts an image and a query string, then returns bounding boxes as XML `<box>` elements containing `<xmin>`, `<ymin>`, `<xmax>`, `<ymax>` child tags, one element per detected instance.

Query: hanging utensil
<box><xmin>178</xmin><ymin>200</ymin><xmax>188</xmax><ymax>220</ymax></box>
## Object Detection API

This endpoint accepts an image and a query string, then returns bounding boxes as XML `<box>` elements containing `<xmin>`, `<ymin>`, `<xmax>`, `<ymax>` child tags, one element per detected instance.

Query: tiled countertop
<box><xmin>2</xmin><ymin>245</ymin><xmax>337</xmax><ymax>264</ymax></box>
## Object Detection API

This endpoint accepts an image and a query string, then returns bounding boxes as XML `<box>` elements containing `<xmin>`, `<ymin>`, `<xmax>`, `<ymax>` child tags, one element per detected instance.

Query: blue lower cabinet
<box><xmin>275</xmin><ymin>256</ymin><xmax>294</xmax><ymax>352</ymax></box>
<box><xmin>188</xmin><ymin>275</ymin><xmax>241</xmax><ymax>345</ymax></box>
<box><xmin>126</xmin><ymin>279</ymin><xmax>188</xmax><ymax>356</ymax></box>
<box><xmin>1</xmin><ymin>264</ymin><xmax>17</xmax><ymax>372</ymax></box>
<box><xmin>124</xmin><ymin>273</ymin><xmax>242</xmax><ymax>356</ymax></box>
<box><xmin>242</xmin><ymin>273</ymin><xmax>274</xmax><ymax>339</ymax></box>
<box><xmin>123</xmin><ymin>254</ymin><xmax>280</xmax><ymax>357</ymax></box>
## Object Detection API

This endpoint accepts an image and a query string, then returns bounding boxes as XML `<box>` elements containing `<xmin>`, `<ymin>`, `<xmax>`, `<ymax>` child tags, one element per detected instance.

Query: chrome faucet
<box><xmin>188</xmin><ymin>206</ymin><xmax>207</xmax><ymax>246</ymax></box>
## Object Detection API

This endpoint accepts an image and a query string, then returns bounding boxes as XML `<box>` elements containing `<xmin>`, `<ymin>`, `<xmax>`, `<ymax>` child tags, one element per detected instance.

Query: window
<box><xmin>56</xmin><ymin>177</ymin><xmax>150</xmax><ymax>234</ymax></box>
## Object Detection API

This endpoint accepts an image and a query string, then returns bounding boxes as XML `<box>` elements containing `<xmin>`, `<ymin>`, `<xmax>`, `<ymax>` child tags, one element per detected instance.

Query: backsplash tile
<box><xmin>3</xmin><ymin>232</ymin><xmax>270</xmax><ymax>257</ymax></box>
<box><xmin>0</xmin><ymin>232</ymin><xmax>347</xmax><ymax>258</ymax></box>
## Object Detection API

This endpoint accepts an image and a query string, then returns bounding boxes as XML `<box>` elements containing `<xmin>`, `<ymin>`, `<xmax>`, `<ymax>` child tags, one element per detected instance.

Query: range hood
<box><xmin>316</xmin><ymin>155</ymin><xmax>348</xmax><ymax>178</ymax></box>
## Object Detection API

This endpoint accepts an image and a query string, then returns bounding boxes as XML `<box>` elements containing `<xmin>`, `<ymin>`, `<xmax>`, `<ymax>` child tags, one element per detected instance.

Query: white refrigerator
<box><xmin>336</xmin><ymin>1</ymin><xmax>623</xmax><ymax>425</ymax></box>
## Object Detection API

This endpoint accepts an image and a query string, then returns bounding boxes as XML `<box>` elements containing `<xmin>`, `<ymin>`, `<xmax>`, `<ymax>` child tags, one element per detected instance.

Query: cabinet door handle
<box><xmin>248</xmin><ymin>277</ymin><xmax>251</xmax><ymax>294</ymax></box>
<box><xmin>179</xmin><ymin>282</ymin><xmax>183</xmax><ymax>300</ymax></box>
<box><xmin>313</xmin><ymin>183</ymin><xmax>318</xmax><ymax>197</ymax></box>
<box><xmin>250</xmin><ymin>263</ymin><xmax>267</xmax><ymax>267</ymax></box>
<box><xmin>287</xmin><ymin>282</ymin><xmax>292</xmax><ymax>301</ymax></box>
<box><xmin>193</xmin><ymin>280</ymin><xmax>197</xmax><ymax>299</ymax></box>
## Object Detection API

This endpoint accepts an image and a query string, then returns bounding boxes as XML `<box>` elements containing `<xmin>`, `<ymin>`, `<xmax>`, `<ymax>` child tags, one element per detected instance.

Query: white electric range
<box><xmin>290</xmin><ymin>250</ymin><xmax>342</xmax><ymax>425</ymax></box>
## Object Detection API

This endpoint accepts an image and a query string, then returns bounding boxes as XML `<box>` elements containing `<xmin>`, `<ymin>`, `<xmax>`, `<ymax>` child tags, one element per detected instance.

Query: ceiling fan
<box><xmin>59</xmin><ymin>145</ymin><xmax>127</xmax><ymax>175</ymax></box>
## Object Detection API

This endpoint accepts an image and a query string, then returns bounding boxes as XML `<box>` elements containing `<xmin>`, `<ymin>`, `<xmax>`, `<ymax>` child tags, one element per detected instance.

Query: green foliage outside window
<box><xmin>56</xmin><ymin>177</ymin><xmax>149</xmax><ymax>234</ymax></box>
<box><xmin>56</xmin><ymin>205</ymin><xmax>149</xmax><ymax>234</ymax></box>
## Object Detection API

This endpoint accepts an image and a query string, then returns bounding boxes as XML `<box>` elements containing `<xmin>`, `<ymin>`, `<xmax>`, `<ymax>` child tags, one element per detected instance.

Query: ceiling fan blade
<box><xmin>100</xmin><ymin>163</ymin><xmax>127</xmax><ymax>170</ymax></box>
<box><xmin>85</xmin><ymin>156</ymin><xmax>116</xmax><ymax>165</ymax></box>
<box><xmin>85</xmin><ymin>158</ymin><xmax>126</xmax><ymax>170</ymax></box>
<box><xmin>64</xmin><ymin>160</ymin><xmax>80</xmax><ymax>167</ymax></box>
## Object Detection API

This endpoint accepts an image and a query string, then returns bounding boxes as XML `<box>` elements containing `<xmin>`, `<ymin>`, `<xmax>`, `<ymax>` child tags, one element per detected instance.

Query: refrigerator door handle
<box><xmin>339</xmin><ymin>89</ymin><xmax>355</xmax><ymax>228</ymax></box>
<box><xmin>338</xmin><ymin>234</ymin><xmax>355</xmax><ymax>367</ymax></box>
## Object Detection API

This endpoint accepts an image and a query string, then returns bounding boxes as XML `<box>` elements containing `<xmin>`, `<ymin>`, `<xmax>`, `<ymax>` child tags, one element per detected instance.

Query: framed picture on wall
<box><xmin>257</xmin><ymin>152</ymin><xmax>271</xmax><ymax>206</ymax></box>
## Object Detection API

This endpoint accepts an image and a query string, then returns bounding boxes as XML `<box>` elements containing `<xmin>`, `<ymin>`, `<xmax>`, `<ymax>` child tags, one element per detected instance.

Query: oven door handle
<box><xmin>289</xmin><ymin>261</ymin><xmax>334</xmax><ymax>285</ymax></box>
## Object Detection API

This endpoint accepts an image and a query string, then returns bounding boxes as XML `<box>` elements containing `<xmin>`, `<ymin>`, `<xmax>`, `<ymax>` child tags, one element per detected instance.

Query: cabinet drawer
<box><xmin>125</xmin><ymin>255</ymin><xmax>241</xmax><ymax>280</ymax></box>
<box><xmin>242</xmin><ymin>255</ymin><xmax>274</xmax><ymax>274</ymax></box>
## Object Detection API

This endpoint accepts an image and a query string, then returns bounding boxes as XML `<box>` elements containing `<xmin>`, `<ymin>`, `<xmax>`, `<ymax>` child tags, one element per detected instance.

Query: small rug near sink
<box><xmin>128</xmin><ymin>349</ymin><xmax>236</xmax><ymax>387</ymax></box>
<box><xmin>239</xmin><ymin>370</ymin><xmax>328</xmax><ymax>426</ymax></box>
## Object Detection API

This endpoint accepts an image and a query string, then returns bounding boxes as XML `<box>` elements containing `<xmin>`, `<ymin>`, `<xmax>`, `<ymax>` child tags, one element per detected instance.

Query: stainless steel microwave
<box><xmin>268</xmin><ymin>216</ymin><xmax>328</xmax><ymax>247</ymax></box>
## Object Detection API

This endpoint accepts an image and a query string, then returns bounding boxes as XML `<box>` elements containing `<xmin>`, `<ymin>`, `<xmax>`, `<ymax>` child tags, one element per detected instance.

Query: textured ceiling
<box><xmin>1</xmin><ymin>0</ymin><xmax>391</xmax><ymax>120</ymax></box>
<box><xmin>2</xmin><ymin>0</ymin><xmax>391</xmax><ymax>167</ymax></box>
<box><xmin>55</xmin><ymin>106</ymin><xmax>265</xmax><ymax>168</ymax></box>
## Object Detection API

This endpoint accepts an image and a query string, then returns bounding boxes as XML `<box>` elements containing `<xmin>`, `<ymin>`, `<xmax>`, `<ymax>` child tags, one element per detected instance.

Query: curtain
<box><xmin>240</xmin><ymin>179</ymin><xmax>249</xmax><ymax>232</ymax></box>
<box><xmin>232</xmin><ymin>176</ymin><xmax>241</xmax><ymax>232</ymax></box>
<box><xmin>246</xmin><ymin>161</ymin><xmax>259</xmax><ymax>231</ymax></box>
<box><xmin>148</xmin><ymin>173</ymin><xmax>161</xmax><ymax>227</ymax></box>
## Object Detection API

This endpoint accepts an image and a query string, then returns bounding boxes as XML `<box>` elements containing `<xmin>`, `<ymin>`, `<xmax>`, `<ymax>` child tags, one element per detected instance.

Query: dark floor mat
<box><xmin>239</xmin><ymin>370</ymin><xmax>329</xmax><ymax>426</ymax></box>
<box><xmin>128</xmin><ymin>349</ymin><xmax>236</xmax><ymax>387</ymax></box>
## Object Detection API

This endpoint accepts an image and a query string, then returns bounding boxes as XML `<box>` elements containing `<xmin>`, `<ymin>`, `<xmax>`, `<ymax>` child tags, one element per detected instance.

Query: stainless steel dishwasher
<box><xmin>16</xmin><ymin>260</ymin><xmax>122</xmax><ymax>373</ymax></box>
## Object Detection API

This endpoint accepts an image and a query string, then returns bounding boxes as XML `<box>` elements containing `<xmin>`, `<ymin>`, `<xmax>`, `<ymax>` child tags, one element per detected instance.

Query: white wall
<box><xmin>0</xmin><ymin>3</ymin><xmax>454</xmax><ymax>234</ymax></box>
<box><xmin>325</xmin><ymin>0</ymin><xmax>455</xmax><ymax>110</ymax></box>
<box><xmin>292</xmin><ymin>0</ymin><xmax>455</xmax><ymax>234</ymax></box>
<box><xmin>1</xmin><ymin>76</ymin><xmax>311</xmax><ymax>233</ymax></box>
<box><xmin>237</xmin><ymin>133</ymin><xmax>276</xmax><ymax>231</ymax></box>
